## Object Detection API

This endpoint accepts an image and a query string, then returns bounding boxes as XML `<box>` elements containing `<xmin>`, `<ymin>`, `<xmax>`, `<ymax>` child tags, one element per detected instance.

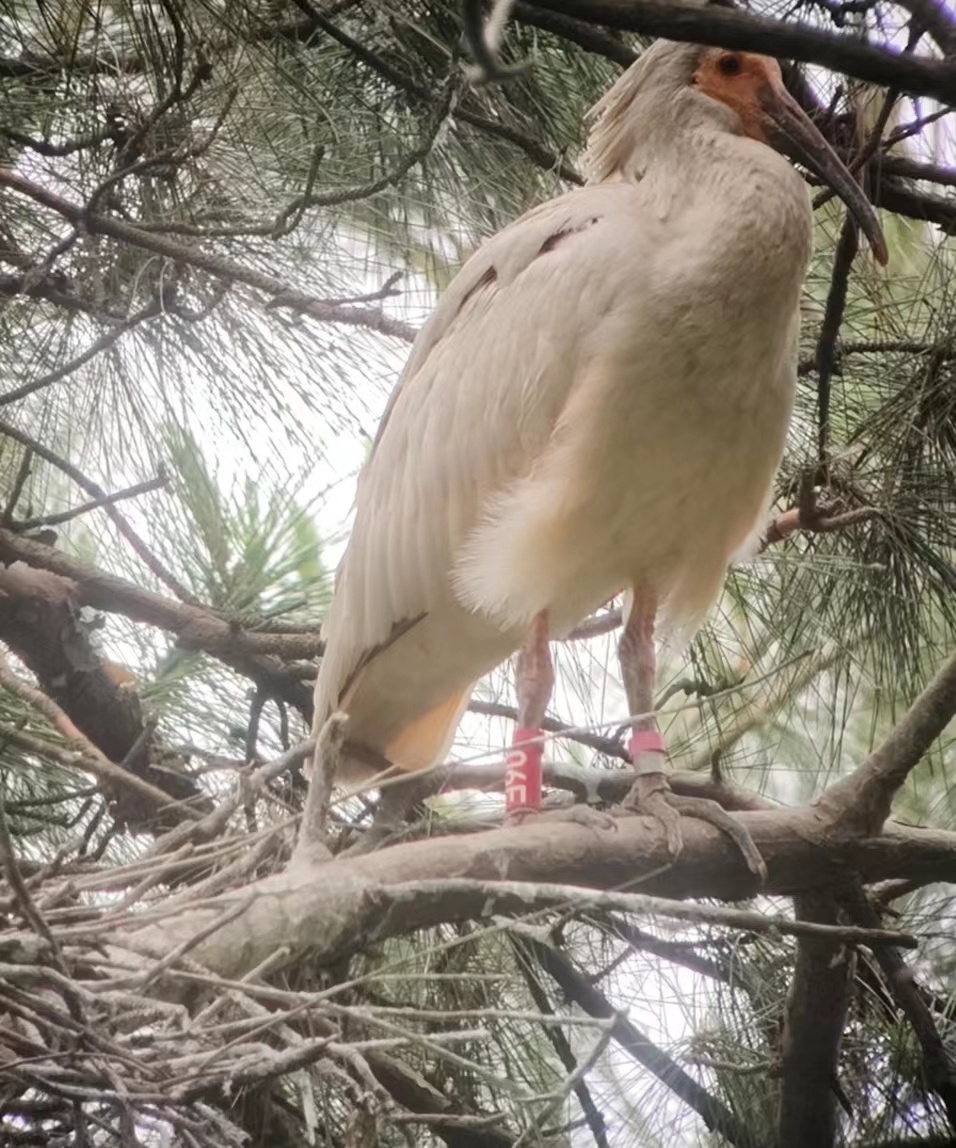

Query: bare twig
<box><xmin>294</xmin><ymin>713</ymin><xmax>347</xmax><ymax>863</ymax></box>
<box><xmin>0</xmin><ymin>418</ymin><xmax>197</xmax><ymax>604</ymax></box>
<box><xmin>815</xmin><ymin>213</ymin><xmax>861</xmax><ymax>464</ymax></box>
<box><xmin>15</xmin><ymin>473</ymin><xmax>169</xmax><ymax>530</ymax></box>
<box><xmin>384</xmin><ymin>879</ymin><xmax>916</xmax><ymax>947</ymax></box>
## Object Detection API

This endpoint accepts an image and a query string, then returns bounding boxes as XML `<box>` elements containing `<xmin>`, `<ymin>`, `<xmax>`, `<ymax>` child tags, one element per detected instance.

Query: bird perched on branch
<box><xmin>313</xmin><ymin>39</ymin><xmax>886</xmax><ymax>864</ymax></box>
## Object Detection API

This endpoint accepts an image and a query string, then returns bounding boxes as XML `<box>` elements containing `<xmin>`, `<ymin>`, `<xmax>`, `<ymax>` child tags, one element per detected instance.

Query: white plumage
<box><xmin>313</xmin><ymin>40</ymin><xmax>885</xmax><ymax>785</ymax></box>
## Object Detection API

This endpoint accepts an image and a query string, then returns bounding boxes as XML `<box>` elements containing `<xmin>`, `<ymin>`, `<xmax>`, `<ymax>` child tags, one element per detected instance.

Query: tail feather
<box><xmin>386</xmin><ymin>687</ymin><xmax>473</xmax><ymax>772</ymax></box>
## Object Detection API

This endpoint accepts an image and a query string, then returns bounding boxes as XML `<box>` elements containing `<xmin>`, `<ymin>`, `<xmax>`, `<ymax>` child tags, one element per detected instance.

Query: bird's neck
<box><xmin>644</xmin><ymin>128</ymin><xmax>814</xmax><ymax>305</ymax></box>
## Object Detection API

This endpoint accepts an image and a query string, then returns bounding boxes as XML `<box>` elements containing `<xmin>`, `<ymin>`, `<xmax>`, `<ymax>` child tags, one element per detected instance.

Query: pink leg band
<box><xmin>627</xmin><ymin>728</ymin><xmax>666</xmax><ymax>762</ymax></box>
<box><xmin>506</xmin><ymin>727</ymin><xmax>543</xmax><ymax>814</ymax></box>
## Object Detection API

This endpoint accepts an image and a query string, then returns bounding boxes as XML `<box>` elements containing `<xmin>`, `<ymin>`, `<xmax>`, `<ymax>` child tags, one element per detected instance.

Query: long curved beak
<box><xmin>761</xmin><ymin>85</ymin><xmax>888</xmax><ymax>266</ymax></box>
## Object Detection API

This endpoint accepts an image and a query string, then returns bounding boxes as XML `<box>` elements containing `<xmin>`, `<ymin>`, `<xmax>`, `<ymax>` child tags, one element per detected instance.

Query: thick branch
<box><xmin>121</xmin><ymin>808</ymin><xmax>956</xmax><ymax>984</ymax></box>
<box><xmin>530</xmin><ymin>0</ymin><xmax>956</xmax><ymax>103</ymax></box>
<box><xmin>778</xmin><ymin>895</ymin><xmax>855</xmax><ymax>1148</ymax></box>
<box><xmin>0</xmin><ymin>529</ymin><xmax>317</xmax><ymax>717</ymax></box>
<box><xmin>816</xmin><ymin>650</ymin><xmax>956</xmax><ymax>835</ymax></box>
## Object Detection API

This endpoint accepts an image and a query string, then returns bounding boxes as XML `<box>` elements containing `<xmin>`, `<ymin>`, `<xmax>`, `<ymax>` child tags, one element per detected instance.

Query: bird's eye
<box><xmin>717</xmin><ymin>54</ymin><xmax>742</xmax><ymax>77</ymax></box>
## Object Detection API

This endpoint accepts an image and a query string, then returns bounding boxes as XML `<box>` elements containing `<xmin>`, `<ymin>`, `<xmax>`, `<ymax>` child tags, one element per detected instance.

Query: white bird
<box><xmin>313</xmin><ymin>39</ymin><xmax>886</xmax><ymax>861</ymax></box>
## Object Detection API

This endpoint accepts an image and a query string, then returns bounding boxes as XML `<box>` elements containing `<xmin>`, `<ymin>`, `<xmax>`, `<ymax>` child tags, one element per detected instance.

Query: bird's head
<box><xmin>586</xmin><ymin>40</ymin><xmax>887</xmax><ymax>265</ymax></box>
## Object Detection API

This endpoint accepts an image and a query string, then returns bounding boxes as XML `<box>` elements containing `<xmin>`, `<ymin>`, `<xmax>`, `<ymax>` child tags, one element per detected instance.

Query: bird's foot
<box><xmin>617</xmin><ymin>743</ymin><xmax>766</xmax><ymax>882</ymax></box>
<box><xmin>666</xmin><ymin>792</ymin><xmax>767</xmax><ymax>882</ymax></box>
<box><xmin>616</xmin><ymin>768</ymin><xmax>685</xmax><ymax>857</ymax></box>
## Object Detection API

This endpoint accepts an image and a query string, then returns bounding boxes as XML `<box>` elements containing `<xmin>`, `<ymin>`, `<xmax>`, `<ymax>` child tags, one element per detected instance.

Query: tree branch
<box><xmin>0</xmin><ymin>417</ymin><xmax>197</xmax><ymax>604</ymax></box>
<box><xmin>0</xmin><ymin>561</ymin><xmax>206</xmax><ymax>829</ymax></box>
<box><xmin>121</xmin><ymin>807</ymin><xmax>956</xmax><ymax>983</ymax></box>
<box><xmin>0</xmin><ymin>171</ymin><xmax>418</xmax><ymax>343</ymax></box>
<box><xmin>777</xmin><ymin>894</ymin><xmax>855</xmax><ymax>1148</ymax></box>
<box><xmin>513</xmin><ymin>934</ymin><xmax>754</xmax><ymax>1147</ymax></box>
<box><xmin>0</xmin><ymin>651</ymin><xmax>202</xmax><ymax>824</ymax></box>
<box><xmin>0</xmin><ymin>529</ymin><xmax>317</xmax><ymax>717</ymax></box>
<box><xmin>815</xmin><ymin>649</ymin><xmax>956</xmax><ymax>836</ymax></box>
<box><xmin>528</xmin><ymin>0</ymin><xmax>956</xmax><ymax>104</ymax></box>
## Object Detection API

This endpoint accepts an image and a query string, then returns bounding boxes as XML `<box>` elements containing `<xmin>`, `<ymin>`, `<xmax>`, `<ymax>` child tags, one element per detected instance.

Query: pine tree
<box><xmin>1</xmin><ymin>2</ymin><xmax>955</xmax><ymax>1145</ymax></box>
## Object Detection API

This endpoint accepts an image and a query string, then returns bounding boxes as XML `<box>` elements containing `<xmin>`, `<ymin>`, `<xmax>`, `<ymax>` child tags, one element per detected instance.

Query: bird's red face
<box><xmin>693</xmin><ymin>49</ymin><xmax>784</xmax><ymax>147</ymax></box>
<box><xmin>692</xmin><ymin>47</ymin><xmax>888</xmax><ymax>264</ymax></box>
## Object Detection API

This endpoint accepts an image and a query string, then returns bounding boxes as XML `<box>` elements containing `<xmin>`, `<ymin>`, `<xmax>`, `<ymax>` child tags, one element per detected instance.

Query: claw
<box><xmin>616</xmin><ymin>774</ymin><xmax>766</xmax><ymax>883</ymax></box>
<box><xmin>668</xmin><ymin>793</ymin><xmax>767</xmax><ymax>882</ymax></box>
<box><xmin>616</xmin><ymin>770</ymin><xmax>683</xmax><ymax>857</ymax></box>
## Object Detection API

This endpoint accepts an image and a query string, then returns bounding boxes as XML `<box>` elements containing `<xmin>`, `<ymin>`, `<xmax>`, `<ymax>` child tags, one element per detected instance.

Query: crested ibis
<box><xmin>313</xmin><ymin>39</ymin><xmax>886</xmax><ymax>864</ymax></box>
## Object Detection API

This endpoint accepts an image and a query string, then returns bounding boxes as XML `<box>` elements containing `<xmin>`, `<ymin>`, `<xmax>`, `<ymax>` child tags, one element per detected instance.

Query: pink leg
<box><xmin>617</xmin><ymin>588</ymin><xmax>766</xmax><ymax>879</ymax></box>
<box><xmin>618</xmin><ymin>590</ymin><xmax>682</xmax><ymax>855</ymax></box>
<box><xmin>618</xmin><ymin>591</ymin><xmax>667</xmax><ymax>773</ymax></box>
<box><xmin>505</xmin><ymin>612</ymin><xmax>552</xmax><ymax>819</ymax></box>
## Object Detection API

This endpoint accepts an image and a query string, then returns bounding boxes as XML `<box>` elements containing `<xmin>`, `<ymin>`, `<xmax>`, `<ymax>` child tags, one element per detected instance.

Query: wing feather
<box><xmin>314</xmin><ymin>182</ymin><xmax>641</xmax><ymax>758</ymax></box>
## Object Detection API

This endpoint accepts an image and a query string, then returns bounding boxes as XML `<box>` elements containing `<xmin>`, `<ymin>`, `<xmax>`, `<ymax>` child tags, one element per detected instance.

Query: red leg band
<box><xmin>506</xmin><ymin>727</ymin><xmax>543</xmax><ymax>814</ymax></box>
<box><xmin>627</xmin><ymin>728</ymin><xmax>666</xmax><ymax>761</ymax></box>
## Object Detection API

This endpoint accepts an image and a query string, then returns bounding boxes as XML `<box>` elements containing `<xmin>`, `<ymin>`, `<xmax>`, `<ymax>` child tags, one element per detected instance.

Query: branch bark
<box><xmin>121</xmin><ymin>807</ymin><xmax>956</xmax><ymax>985</ymax></box>
<box><xmin>815</xmin><ymin>650</ymin><xmax>956</xmax><ymax>836</ymax></box>
<box><xmin>777</xmin><ymin>895</ymin><xmax>855</xmax><ymax>1148</ymax></box>
<box><xmin>529</xmin><ymin>0</ymin><xmax>956</xmax><ymax>104</ymax></box>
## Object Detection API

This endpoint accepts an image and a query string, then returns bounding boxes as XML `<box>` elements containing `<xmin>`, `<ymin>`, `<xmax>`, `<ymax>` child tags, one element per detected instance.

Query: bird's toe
<box><xmin>666</xmin><ymin>793</ymin><xmax>767</xmax><ymax>883</ymax></box>
<box><xmin>614</xmin><ymin>771</ymin><xmax>684</xmax><ymax>858</ymax></box>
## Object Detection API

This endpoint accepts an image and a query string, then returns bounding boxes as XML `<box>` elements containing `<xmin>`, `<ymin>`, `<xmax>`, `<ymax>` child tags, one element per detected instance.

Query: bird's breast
<box><xmin>453</xmin><ymin>161</ymin><xmax>812</xmax><ymax>633</ymax></box>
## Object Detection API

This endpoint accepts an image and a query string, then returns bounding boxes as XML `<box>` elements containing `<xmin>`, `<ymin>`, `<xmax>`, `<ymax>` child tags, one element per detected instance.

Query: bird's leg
<box><xmin>505</xmin><ymin>613</ymin><xmax>615</xmax><ymax>831</ymax></box>
<box><xmin>617</xmin><ymin>590</ymin><xmax>684</xmax><ymax>856</ymax></box>
<box><xmin>617</xmin><ymin>591</ymin><xmax>766</xmax><ymax>881</ymax></box>
<box><xmin>505</xmin><ymin>611</ymin><xmax>552</xmax><ymax>823</ymax></box>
